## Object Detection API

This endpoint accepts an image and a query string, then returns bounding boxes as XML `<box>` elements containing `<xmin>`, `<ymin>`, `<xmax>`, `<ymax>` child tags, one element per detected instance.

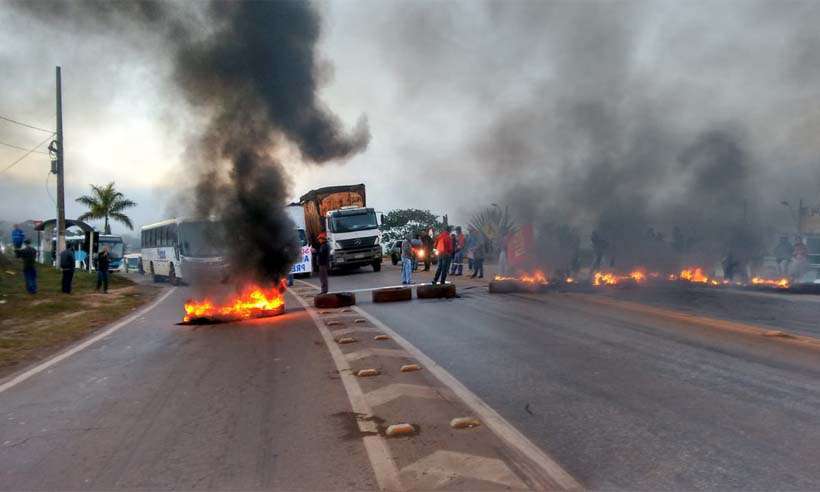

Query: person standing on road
<box><xmin>421</xmin><ymin>230</ymin><xmax>433</xmax><ymax>271</ymax></box>
<box><xmin>450</xmin><ymin>226</ymin><xmax>465</xmax><ymax>276</ymax></box>
<box><xmin>773</xmin><ymin>235</ymin><xmax>793</xmax><ymax>276</ymax></box>
<box><xmin>400</xmin><ymin>234</ymin><xmax>414</xmax><ymax>285</ymax></box>
<box><xmin>470</xmin><ymin>234</ymin><xmax>486</xmax><ymax>279</ymax></box>
<box><xmin>59</xmin><ymin>246</ymin><xmax>76</xmax><ymax>294</ymax></box>
<box><xmin>433</xmin><ymin>226</ymin><xmax>453</xmax><ymax>285</ymax></box>
<box><xmin>314</xmin><ymin>232</ymin><xmax>331</xmax><ymax>294</ymax></box>
<box><xmin>497</xmin><ymin>232</ymin><xmax>510</xmax><ymax>276</ymax></box>
<box><xmin>96</xmin><ymin>246</ymin><xmax>111</xmax><ymax>293</ymax></box>
<box><xmin>19</xmin><ymin>239</ymin><xmax>37</xmax><ymax>294</ymax></box>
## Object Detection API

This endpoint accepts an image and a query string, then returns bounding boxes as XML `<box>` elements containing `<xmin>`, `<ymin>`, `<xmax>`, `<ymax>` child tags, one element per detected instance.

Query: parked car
<box><xmin>389</xmin><ymin>241</ymin><xmax>403</xmax><ymax>265</ymax></box>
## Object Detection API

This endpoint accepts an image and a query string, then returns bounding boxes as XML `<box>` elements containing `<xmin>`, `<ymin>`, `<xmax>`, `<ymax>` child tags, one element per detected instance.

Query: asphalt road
<box><xmin>307</xmin><ymin>264</ymin><xmax>820</xmax><ymax>490</ymax></box>
<box><xmin>0</xmin><ymin>286</ymin><xmax>377</xmax><ymax>490</ymax></box>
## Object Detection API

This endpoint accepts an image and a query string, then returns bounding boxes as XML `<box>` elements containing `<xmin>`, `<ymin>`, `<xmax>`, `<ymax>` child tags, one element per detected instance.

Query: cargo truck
<box><xmin>299</xmin><ymin>184</ymin><xmax>382</xmax><ymax>272</ymax></box>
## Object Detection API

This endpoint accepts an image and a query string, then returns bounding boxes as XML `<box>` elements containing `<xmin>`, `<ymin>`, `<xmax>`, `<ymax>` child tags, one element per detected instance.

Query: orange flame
<box><xmin>751</xmin><ymin>277</ymin><xmax>790</xmax><ymax>289</ymax></box>
<box><xmin>493</xmin><ymin>269</ymin><xmax>549</xmax><ymax>285</ymax></box>
<box><xmin>593</xmin><ymin>270</ymin><xmax>646</xmax><ymax>286</ymax></box>
<box><xmin>183</xmin><ymin>282</ymin><xmax>286</xmax><ymax>322</ymax></box>
<box><xmin>679</xmin><ymin>268</ymin><xmax>710</xmax><ymax>283</ymax></box>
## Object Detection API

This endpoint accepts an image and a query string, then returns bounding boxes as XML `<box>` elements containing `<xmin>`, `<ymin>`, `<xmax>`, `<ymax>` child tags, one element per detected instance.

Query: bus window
<box><xmin>167</xmin><ymin>223</ymin><xmax>178</xmax><ymax>246</ymax></box>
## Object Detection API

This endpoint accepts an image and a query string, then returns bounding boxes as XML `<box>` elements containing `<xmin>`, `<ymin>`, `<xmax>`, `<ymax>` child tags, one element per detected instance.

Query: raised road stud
<box><xmin>337</xmin><ymin>337</ymin><xmax>357</xmax><ymax>344</ymax></box>
<box><xmin>374</xmin><ymin>335</ymin><xmax>390</xmax><ymax>341</ymax></box>
<box><xmin>356</xmin><ymin>368</ymin><xmax>380</xmax><ymax>377</ymax></box>
<box><xmin>385</xmin><ymin>423</ymin><xmax>415</xmax><ymax>437</ymax></box>
<box><xmin>314</xmin><ymin>292</ymin><xmax>356</xmax><ymax>309</ymax></box>
<box><xmin>372</xmin><ymin>286</ymin><xmax>412</xmax><ymax>303</ymax></box>
<box><xmin>354</xmin><ymin>318</ymin><xmax>367</xmax><ymax>324</ymax></box>
<box><xmin>450</xmin><ymin>417</ymin><xmax>481</xmax><ymax>429</ymax></box>
<box><xmin>416</xmin><ymin>283</ymin><xmax>457</xmax><ymax>299</ymax></box>
<box><xmin>400</xmin><ymin>364</ymin><xmax>421</xmax><ymax>372</ymax></box>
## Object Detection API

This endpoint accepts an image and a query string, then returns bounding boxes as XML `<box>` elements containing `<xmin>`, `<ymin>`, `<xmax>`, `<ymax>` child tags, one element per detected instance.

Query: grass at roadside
<box><xmin>0</xmin><ymin>252</ymin><xmax>159</xmax><ymax>378</ymax></box>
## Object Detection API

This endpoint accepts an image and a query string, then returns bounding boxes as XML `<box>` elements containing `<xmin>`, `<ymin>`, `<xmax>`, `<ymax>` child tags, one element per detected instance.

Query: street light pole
<box><xmin>55</xmin><ymin>66</ymin><xmax>66</xmax><ymax>264</ymax></box>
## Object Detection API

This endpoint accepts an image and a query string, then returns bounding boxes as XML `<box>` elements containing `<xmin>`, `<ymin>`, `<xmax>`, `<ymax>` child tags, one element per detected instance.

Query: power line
<box><xmin>0</xmin><ymin>133</ymin><xmax>55</xmax><ymax>174</ymax></box>
<box><xmin>0</xmin><ymin>139</ymin><xmax>49</xmax><ymax>154</ymax></box>
<box><xmin>0</xmin><ymin>114</ymin><xmax>54</xmax><ymax>134</ymax></box>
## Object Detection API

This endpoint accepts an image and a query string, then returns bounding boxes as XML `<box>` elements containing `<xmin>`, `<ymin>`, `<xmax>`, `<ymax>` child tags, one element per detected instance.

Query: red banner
<box><xmin>507</xmin><ymin>223</ymin><xmax>534</xmax><ymax>270</ymax></box>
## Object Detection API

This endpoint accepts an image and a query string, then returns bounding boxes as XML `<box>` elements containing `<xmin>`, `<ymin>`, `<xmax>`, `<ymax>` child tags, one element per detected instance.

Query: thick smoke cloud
<box><xmin>16</xmin><ymin>0</ymin><xmax>369</xmax><ymax>285</ymax></box>
<box><xmin>365</xmin><ymin>0</ymin><xmax>820</xmax><ymax>274</ymax></box>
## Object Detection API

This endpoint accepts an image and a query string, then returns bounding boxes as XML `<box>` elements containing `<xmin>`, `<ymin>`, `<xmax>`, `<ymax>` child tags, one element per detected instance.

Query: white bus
<box><xmin>140</xmin><ymin>218</ymin><xmax>227</xmax><ymax>285</ymax></box>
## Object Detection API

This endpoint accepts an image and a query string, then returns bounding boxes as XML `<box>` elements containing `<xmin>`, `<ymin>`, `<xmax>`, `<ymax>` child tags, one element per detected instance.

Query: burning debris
<box><xmin>489</xmin><ymin>270</ymin><xmax>549</xmax><ymax>293</ymax></box>
<box><xmin>181</xmin><ymin>282</ymin><xmax>286</xmax><ymax>325</ymax></box>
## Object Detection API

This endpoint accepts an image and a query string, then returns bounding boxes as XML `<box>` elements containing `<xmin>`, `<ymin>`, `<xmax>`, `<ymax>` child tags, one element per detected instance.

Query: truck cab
<box><xmin>325</xmin><ymin>206</ymin><xmax>382</xmax><ymax>271</ymax></box>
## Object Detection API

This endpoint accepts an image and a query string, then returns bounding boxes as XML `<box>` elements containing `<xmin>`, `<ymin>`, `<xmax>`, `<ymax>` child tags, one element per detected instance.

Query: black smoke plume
<box><xmin>16</xmin><ymin>0</ymin><xmax>369</xmax><ymax>284</ymax></box>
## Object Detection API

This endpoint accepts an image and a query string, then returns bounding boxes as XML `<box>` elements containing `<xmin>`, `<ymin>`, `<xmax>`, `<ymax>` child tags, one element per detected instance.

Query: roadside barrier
<box><xmin>314</xmin><ymin>292</ymin><xmax>356</xmax><ymax>308</ymax></box>
<box><xmin>417</xmin><ymin>283</ymin><xmax>457</xmax><ymax>299</ymax></box>
<box><xmin>372</xmin><ymin>286</ymin><xmax>413</xmax><ymax>303</ymax></box>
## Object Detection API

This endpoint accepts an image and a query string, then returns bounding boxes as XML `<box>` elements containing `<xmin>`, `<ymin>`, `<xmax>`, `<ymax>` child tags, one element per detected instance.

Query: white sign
<box><xmin>290</xmin><ymin>245</ymin><xmax>313</xmax><ymax>274</ymax></box>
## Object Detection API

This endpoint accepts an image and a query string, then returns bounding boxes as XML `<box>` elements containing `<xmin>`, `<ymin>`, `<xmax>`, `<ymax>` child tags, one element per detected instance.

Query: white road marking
<box><xmin>294</xmin><ymin>278</ymin><xmax>582</xmax><ymax>490</ymax></box>
<box><xmin>365</xmin><ymin>383</ymin><xmax>448</xmax><ymax>408</ymax></box>
<box><xmin>401</xmin><ymin>450</ymin><xmax>529</xmax><ymax>490</ymax></box>
<box><xmin>287</xmin><ymin>290</ymin><xmax>403</xmax><ymax>491</ymax></box>
<box><xmin>345</xmin><ymin>348</ymin><xmax>412</xmax><ymax>362</ymax></box>
<box><xmin>0</xmin><ymin>287</ymin><xmax>177</xmax><ymax>394</ymax></box>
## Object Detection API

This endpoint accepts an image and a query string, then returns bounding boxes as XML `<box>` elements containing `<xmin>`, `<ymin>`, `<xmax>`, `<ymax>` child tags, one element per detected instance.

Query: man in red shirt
<box><xmin>433</xmin><ymin>225</ymin><xmax>453</xmax><ymax>285</ymax></box>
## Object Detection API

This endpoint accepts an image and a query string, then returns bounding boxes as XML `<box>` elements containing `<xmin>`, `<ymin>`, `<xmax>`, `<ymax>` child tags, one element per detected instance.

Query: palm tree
<box><xmin>75</xmin><ymin>182</ymin><xmax>137</xmax><ymax>234</ymax></box>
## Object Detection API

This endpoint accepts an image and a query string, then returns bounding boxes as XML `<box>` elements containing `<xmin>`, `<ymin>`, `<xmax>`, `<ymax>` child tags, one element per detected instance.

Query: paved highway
<box><xmin>306</xmin><ymin>264</ymin><xmax>820</xmax><ymax>490</ymax></box>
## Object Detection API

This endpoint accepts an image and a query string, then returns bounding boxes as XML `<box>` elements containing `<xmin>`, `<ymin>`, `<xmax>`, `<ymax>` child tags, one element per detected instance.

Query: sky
<box><xmin>1</xmin><ymin>0</ymin><xmax>819</xmax><ymax>237</ymax></box>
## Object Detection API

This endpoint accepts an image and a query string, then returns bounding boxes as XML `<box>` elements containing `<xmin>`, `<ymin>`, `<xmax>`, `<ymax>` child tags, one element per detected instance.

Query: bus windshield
<box><xmin>99</xmin><ymin>239</ymin><xmax>124</xmax><ymax>259</ymax></box>
<box><xmin>329</xmin><ymin>211</ymin><xmax>378</xmax><ymax>233</ymax></box>
<box><xmin>179</xmin><ymin>221</ymin><xmax>225</xmax><ymax>257</ymax></box>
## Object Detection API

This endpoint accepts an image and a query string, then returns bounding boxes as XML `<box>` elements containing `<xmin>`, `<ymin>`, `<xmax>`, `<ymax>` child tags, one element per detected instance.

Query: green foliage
<box><xmin>380</xmin><ymin>209</ymin><xmax>442</xmax><ymax>244</ymax></box>
<box><xmin>75</xmin><ymin>182</ymin><xmax>137</xmax><ymax>234</ymax></box>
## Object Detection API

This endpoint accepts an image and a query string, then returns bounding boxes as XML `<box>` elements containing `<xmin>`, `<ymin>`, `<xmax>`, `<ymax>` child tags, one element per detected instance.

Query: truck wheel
<box><xmin>314</xmin><ymin>292</ymin><xmax>356</xmax><ymax>309</ymax></box>
<box><xmin>168</xmin><ymin>264</ymin><xmax>178</xmax><ymax>286</ymax></box>
<box><xmin>417</xmin><ymin>283</ymin><xmax>457</xmax><ymax>299</ymax></box>
<box><xmin>373</xmin><ymin>261</ymin><xmax>382</xmax><ymax>272</ymax></box>
<box><xmin>372</xmin><ymin>286</ymin><xmax>412</xmax><ymax>303</ymax></box>
<box><xmin>391</xmin><ymin>255</ymin><xmax>398</xmax><ymax>266</ymax></box>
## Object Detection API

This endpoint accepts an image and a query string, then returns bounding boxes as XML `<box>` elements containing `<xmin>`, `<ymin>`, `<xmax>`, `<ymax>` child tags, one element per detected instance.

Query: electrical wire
<box><xmin>0</xmin><ymin>133</ymin><xmax>55</xmax><ymax>174</ymax></box>
<box><xmin>0</xmin><ymin>114</ymin><xmax>54</xmax><ymax>133</ymax></box>
<box><xmin>0</xmin><ymin>139</ymin><xmax>49</xmax><ymax>154</ymax></box>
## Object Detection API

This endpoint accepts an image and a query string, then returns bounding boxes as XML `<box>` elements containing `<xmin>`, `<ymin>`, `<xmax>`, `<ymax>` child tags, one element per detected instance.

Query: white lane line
<box><xmin>365</xmin><ymin>383</ymin><xmax>447</xmax><ymax>408</ymax></box>
<box><xmin>295</xmin><ymin>279</ymin><xmax>582</xmax><ymax>491</ymax></box>
<box><xmin>345</xmin><ymin>348</ymin><xmax>410</xmax><ymax>362</ymax></box>
<box><xmin>0</xmin><ymin>287</ymin><xmax>177</xmax><ymax>394</ymax></box>
<box><xmin>401</xmin><ymin>450</ymin><xmax>528</xmax><ymax>490</ymax></box>
<box><xmin>287</xmin><ymin>289</ymin><xmax>403</xmax><ymax>492</ymax></box>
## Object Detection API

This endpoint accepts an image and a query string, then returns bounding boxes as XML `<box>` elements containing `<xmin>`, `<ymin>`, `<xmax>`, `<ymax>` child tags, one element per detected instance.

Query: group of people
<box><xmin>399</xmin><ymin>225</ymin><xmax>492</xmax><ymax>286</ymax></box>
<box><xmin>10</xmin><ymin>225</ymin><xmax>112</xmax><ymax>295</ymax></box>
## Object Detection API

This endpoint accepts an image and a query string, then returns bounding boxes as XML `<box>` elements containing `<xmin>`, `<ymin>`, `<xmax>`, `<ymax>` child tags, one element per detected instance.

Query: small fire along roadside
<box><xmin>181</xmin><ymin>281</ymin><xmax>286</xmax><ymax>325</ymax></box>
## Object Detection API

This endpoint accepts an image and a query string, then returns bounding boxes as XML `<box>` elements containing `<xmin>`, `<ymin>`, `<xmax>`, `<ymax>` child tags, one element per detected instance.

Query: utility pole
<box><xmin>55</xmin><ymin>66</ymin><xmax>66</xmax><ymax>263</ymax></box>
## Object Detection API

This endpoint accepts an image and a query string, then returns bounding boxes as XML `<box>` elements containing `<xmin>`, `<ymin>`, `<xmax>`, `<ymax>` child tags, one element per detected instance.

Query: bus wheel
<box><xmin>168</xmin><ymin>264</ymin><xmax>178</xmax><ymax>286</ymax></box>
<box><xmin>150</xmin><ymin>262</ymin><xmax>161</xmax><ymax>283</ymax></box>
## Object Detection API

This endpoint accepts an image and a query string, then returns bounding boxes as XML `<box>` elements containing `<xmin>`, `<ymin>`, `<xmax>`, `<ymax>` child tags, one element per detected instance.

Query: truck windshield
<box><xmin>329</xmin><ymin>211</ymin><xmax>378</xmax><ymax>233</ymax></box>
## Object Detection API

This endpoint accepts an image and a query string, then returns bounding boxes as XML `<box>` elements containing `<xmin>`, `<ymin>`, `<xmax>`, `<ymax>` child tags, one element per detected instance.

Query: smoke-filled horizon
<box><xmin>350</xmin><ymin>0</ymin><xmax>820</xmax><ymax>272</ymax></box>
<box><xmin>14</xmin><ymin>0</ymin><xmax>370</xmax><ymax>284</ymax></box>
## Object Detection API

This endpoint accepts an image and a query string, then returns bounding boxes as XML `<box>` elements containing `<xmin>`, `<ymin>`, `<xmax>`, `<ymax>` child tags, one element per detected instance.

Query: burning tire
<box><xmin>417</xmin><ymin>283</ymin><xmax>456</xmax><ymax>299</ymax></box>
<box><xmin>489</xmin><ymin>279</ymin><xmax>524</xmax><ymax>293</ymax></box>
<box><xmin>314</xmin><ymin>292</ymin><xmax>356</xmax><ymax>309</ymax></box>
<box><xmin>372</xmin><ymin>286</ymin><xmax>412</xmax><ymax>303</ymax></box>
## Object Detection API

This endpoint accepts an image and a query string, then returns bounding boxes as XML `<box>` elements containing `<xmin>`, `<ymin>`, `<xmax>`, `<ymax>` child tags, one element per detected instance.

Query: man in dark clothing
<box><xmin>19</xmin><ymin>239</ymin><xmax>37</xmax><ymax>294</ymax></box>
<box><xmin>590</xmin><ymin>230</ymin><xmax>609</xmax><ymax>272</ymax></box>
<box><xmin>470</xmin><ymin>234</ymin><xmax>486</xmax><ymax>279</ymax></box>
<box><xmin>432</xmin><ymin>226</ymin><xmax>453</xmax><ymax>285</ymax></box>
<box><xmin>12</xmin><ymin>224</ymin><xmax>25</xmax><ymax>251</ymax></box>
<box><xmin>97</xmin><ymin>247</ymin><xmax>110</xmax><ymax>293</ymax></box>
<box><xmin>314</xmin><ymin>232</ymin><xmax>330</xmax><ymax>294</ymax></box>
<box><xmin>59</xmin><ymin>247</ymin><xmax>76</xmax><ymax>294</ymax></box>
<box><xmin>421</xmin><ymin>230</ymin><xmax>433</xmax><ymax>271</ymax></box>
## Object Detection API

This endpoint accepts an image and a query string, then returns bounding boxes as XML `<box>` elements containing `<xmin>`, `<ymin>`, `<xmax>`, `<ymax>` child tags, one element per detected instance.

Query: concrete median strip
<box><xmin>292</xmin><ymin>279</ymin><xmax>581</xmax><ymax>491</ymax></box>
